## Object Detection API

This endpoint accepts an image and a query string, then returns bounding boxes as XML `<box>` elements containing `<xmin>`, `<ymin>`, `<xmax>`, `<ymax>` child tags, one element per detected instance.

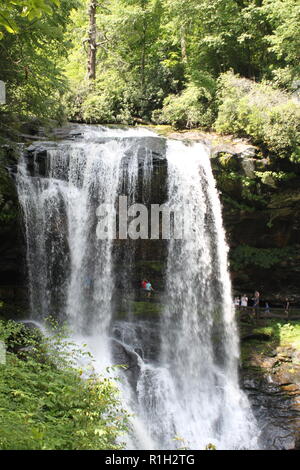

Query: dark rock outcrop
<box><xmin>240</xmin><ymin>319</ymin><xmax>300</xmax><ymax>450</ymax></box>
<box><xmin>0</xmin><ymin>144</ymin><xmax>26</xmax><ymax>306</ymax></box>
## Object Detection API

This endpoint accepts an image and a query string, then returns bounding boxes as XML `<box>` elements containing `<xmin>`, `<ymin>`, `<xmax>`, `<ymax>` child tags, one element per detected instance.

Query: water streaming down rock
<box><xmin>16</xmin><ymin>126</ymin><xmax>259</xmax><ymax>449</ymax></box>
<box><xmin>133</xmin><ymin>140</ymin><xmax>259</xmax><ymax>449</ymax></box>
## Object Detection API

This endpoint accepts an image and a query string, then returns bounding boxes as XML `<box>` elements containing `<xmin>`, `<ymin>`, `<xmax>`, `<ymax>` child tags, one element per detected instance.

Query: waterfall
<box><xmin>134</xmin><ymin>141</ymin><xmax>258</xmax><ymax>449</ymax></box>
<box><xmin>16</xmin><ymin>125</ymin><xmax>259</xmax><ymax>450</ymax></box>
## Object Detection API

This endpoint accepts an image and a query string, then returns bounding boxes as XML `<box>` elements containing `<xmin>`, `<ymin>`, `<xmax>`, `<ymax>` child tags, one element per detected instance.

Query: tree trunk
<box><xmin>87</xmin><ymin>0</ymin><xmax>97</xmax><ymax>81</ymax></box>
<box><xmin>140</xmin><ymin>0</ymin><xmax>147</xmax><ymax>92</ymax></box>
<box><xmin>180</xmin><ymin>25</ymin><xmax>187</xmax><ymax>64</ymax></box>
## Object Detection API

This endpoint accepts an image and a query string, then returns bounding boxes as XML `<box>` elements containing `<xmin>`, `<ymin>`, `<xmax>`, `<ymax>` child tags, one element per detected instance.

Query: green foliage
<box><xmin>231</xmin><ymin>244</ymin><xmax>294</xmax><ymax>270</ymax></box>
<box><xmin>136</xmin><ymin>260</ymin><xmax>163</xmax><ymax>273</ymax></box>
<box><xmin>245</xmin><ymin>320</ymin><xmax>300</xmax><ymax>349</ymax></box>
<box><xmin>0</xmin><ymin>319</ymin><xmax>128</xmax><ymax>450</ymax></box>
<box><xmin>162</xmin><ymin>0</ymin><xmax>273</xmax><ymax>79</ymax></box>
<box><xmin>65</xmin><ymin>70</ymin><xmax>140</xmax><ymax>124</ymax></box>
<box><xmin>119</xmin><ymin>301</ymin><xmax>162</xmax><ymax>318</ymax></box>
<box><xmin>222</xmin><ymin>195</ymin><xmax>255</xmax><ymax>213</ymax></box>
<box><xmin>215</xmin><ymin>71</ymin><xmax>300</xmax><ymax>160</ymax></box>
<box><xmin>216</xmin><ymin>169</ymin><xmax>267</xmax><ymax>208</ymax></box>
<box><xmin>263</xmin><ymin>0</ymin><xmax>300</xmax><ymax>82</ymax></box>
<box><xmin>254</xmin><ymin>171</ymin><xmax>296</xmax><ymax>188</ymax></box>
<box><xmin>252</xmin><ymin>326</ymin><xmax>274</xmax><ymax>338</ymax></box>
<box><xmin>0</xmin><ymin>0</ymin><xmax>60</xmax><ymax>39</ymax></box>
<box><xmin>241</xmin><ymin>319</ymin><xmax>300</xmax><ymax>370</ymax></box>
<box><xmin>278</xmin><ymin>322</ymin><xmax>300</xmax><ymax>349</ymax></box>
<box><xmin>63</xmin><ymin>0</ymin><xmax>181</xmax><ymax>123</ymax></box>
<box><xmin>82</xmin><ymin>92</ymin><xmax>118</xmax><ymax>124</ymax></box>
<box><xmin>152</xmin><ymin>79</ymin><xmax>216</xmax><ymax>129</ymax></box>
<box><xmin>61</xmin><ymin>0</ymin><xmax>300</xmax><ymax>135</ymax></box>
<box><xmin>1</xmin><ymin>0</ymin><xmax>300</xmax><ymax>150</ymax></box>
<box><xmin>0</xmin><ymin>0</ymin><xmax>78</xmax><ymax>120</ymax></box>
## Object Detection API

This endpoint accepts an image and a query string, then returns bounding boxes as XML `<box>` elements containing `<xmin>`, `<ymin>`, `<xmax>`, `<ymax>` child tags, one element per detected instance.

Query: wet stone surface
<box><xmin>241</xmin><ymin>339</ymin><xmax>300</xmax><ymax>450</ymax></box>
<box><xmin>242</xmin><ymin>372</ymin><xmax>300</xmax><ymax>449</ymax></box>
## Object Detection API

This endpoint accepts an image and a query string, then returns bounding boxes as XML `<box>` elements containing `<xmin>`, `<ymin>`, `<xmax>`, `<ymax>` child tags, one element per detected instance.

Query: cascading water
<box><xmin>134</xmin><ymin>141</ymin><xmax>258</xmax><ymax>449</ymax></box>
<box><xmin>16</xmin><ymin>125</ymin><xmax>259</xmax><ymax>450</ymax></box>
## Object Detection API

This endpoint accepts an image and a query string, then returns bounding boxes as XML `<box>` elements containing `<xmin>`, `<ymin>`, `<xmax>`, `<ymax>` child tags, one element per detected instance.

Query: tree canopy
<box><xmin>0</xmin><ymin>0</ymin><xmax>299</xmax><ymax>150</ymax></box>
<box><xmin>0</xmin><ymin>0</ymin><xmax>61</xmax><ymax>38</ymax></box>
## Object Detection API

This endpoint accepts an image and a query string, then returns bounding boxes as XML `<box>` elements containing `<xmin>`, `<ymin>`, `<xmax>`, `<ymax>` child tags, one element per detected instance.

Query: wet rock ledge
<box><xmin>240</xmin><ymin>319</ymin><xmax>300</xmax><ymax>449</ymax></box>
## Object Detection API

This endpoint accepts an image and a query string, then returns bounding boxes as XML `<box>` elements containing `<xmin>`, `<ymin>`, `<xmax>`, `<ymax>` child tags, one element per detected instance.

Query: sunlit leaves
<box><xmin>0</xmin><ymin>319</ymin><xmax>128</xmax><ymax>450</ymax></box>
<box><xmin>263</xmin><ymin>0</ymin><xmax>300</xmax><ymax>79</ymax></box>
<box><xmin>0</xmin><ymin>0</ymin><xmax>60</xmax><ymax>37</ymax></box>
<box><xmin>215</xmin><ymin>71</ymin><xmax>300</xmax><ymax>160</ymax></box>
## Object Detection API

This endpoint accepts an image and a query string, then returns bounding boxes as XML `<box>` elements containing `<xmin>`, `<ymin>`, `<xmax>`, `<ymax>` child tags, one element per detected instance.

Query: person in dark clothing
<box><xmin>252</xmin><ymin>291</ymin><xmax>260</xmax><ymax>322</ymax></box>
<box><xmin>265</xmin><ymin>301</ymin><xmax>270</xmax><ymax>315</ymax></box>
<box><xmin>284</xmin><ymin>297</ymin><xmax>290</xmax><ymax>320</ymax></box>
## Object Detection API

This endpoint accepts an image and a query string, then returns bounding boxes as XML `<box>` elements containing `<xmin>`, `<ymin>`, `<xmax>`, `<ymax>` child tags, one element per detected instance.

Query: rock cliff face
<box><xmin>1</xmin><ymin>124</ymin><xmax>300</xmax><ymax>309</ymax></box>
<box><xmin>240</xmin><ymin>321</ymin><xmax>300</xmax><ymax>450</ymax></box>
<box><xmin>212</xmin><ymin>147</ymin><xmax>300</xmax><ymax>306</ymax></box>
<box><xmin>0</xmin><ymin>144</ymin><xmax>26</xmax><ymax>314</ymax></box>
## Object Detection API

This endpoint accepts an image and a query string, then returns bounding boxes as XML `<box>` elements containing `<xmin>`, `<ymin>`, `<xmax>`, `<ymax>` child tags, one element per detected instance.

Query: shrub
<box><xmin>64</xmin><ymin>68</ymin><xmax>133</xmax><ymax>124</ymax></box>
<box><xmin>153</xmin><ymin>81</ymin><xmax>216</xmax><ymax>129</ymax></box>
<box><xmin>82</xmin><ymin>91</ymin><xmax>118</xmax><ymax>124</ymax></box>
<box><xmin>215</xmin><ymin>71</ymin><xmax>300</xmax><ymax>161</ymax></box>
<box><xmin>230</xmin><ymin>244</ymin><xmax>294</xmax><ymax>270</ymax></box>
<box><xmin>0</xmin><ymin>319</ymin><xmax>128</xmax><ymax>450</ymax></box>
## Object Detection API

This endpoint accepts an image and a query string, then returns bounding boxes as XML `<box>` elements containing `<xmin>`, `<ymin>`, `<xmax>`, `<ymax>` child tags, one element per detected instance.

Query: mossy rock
<box><xmin>252</xmin><ymin>327</ymin><xmax>274</xmax><ymax>338</ymax></box>
<box><xmin>116</xmin><ymin>300</ymin><xmax>164</xmax><ymax>318</ymax></box>
<box><xmin>136</xmin><ymin>260</ymin><xmax>164</xmax><ymax>274</ymax></box>
<box><xmin>268</xmin><ymin>190</ymin><xmax>300</xmax><ymax>209</ymax></box>
<box><xmin>145</xmin><ymin>124</ymin><xmax>174</xmax><ymax>137</ymax></box>
<box><xmin>216</xmin><ymin>152</ymin><xmax>240</xmax><ymax>171</ymax></box>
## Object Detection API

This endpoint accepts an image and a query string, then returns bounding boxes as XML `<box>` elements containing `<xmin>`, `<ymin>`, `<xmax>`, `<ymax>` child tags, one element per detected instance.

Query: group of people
<box><xmin>234</xmin><ymin>291</ymin><xmax>292</xmax><ymax>320</ymax></box>
<box><xmin>234</xmin><ymin>291</ymin><xmax>263</xmax><ymax>321</ymax></box>
<box><xmin>234</xmin><ymin>294</ymin><xmax>249</xmax><ymax>309</ymax></box>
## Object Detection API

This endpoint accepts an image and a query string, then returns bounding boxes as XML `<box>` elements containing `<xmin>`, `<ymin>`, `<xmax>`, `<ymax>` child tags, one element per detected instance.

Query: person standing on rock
<box><xmin>145</xmin><ymin>280</ymin><xmax>154</xmax><ymax>298</ymax></box>
<box><xmin>253</xmin><ymin>291</ymin><xmax>260</xmax><ymax>322</ymax></box>
<box><xmin>141</xmin><ymin>279</ymin><xmax>148</xmax><ymax>298</ymax></box>
<box><xmin>234</xmin><ymin>296</ymin><xmax>240</xmax><ymax>310</ymax></box>
<box><xmin>241</xmin><ymin>294</ymin><xmax>248</xmax><ymax>310</ymax></box>
<box><xmin>265</xmin><ymin>301</ymin><xmax>270</xmax><ymax>315</ymax></box>
<box><xmin>284</xmin><ymin>297</ymin><xmax>290</xmax><ymax>320</ymax></box>
<box><xmin>140</xmin><ymin>279</ymin><xmax>154</xmax><ymax>298</ymax></box>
